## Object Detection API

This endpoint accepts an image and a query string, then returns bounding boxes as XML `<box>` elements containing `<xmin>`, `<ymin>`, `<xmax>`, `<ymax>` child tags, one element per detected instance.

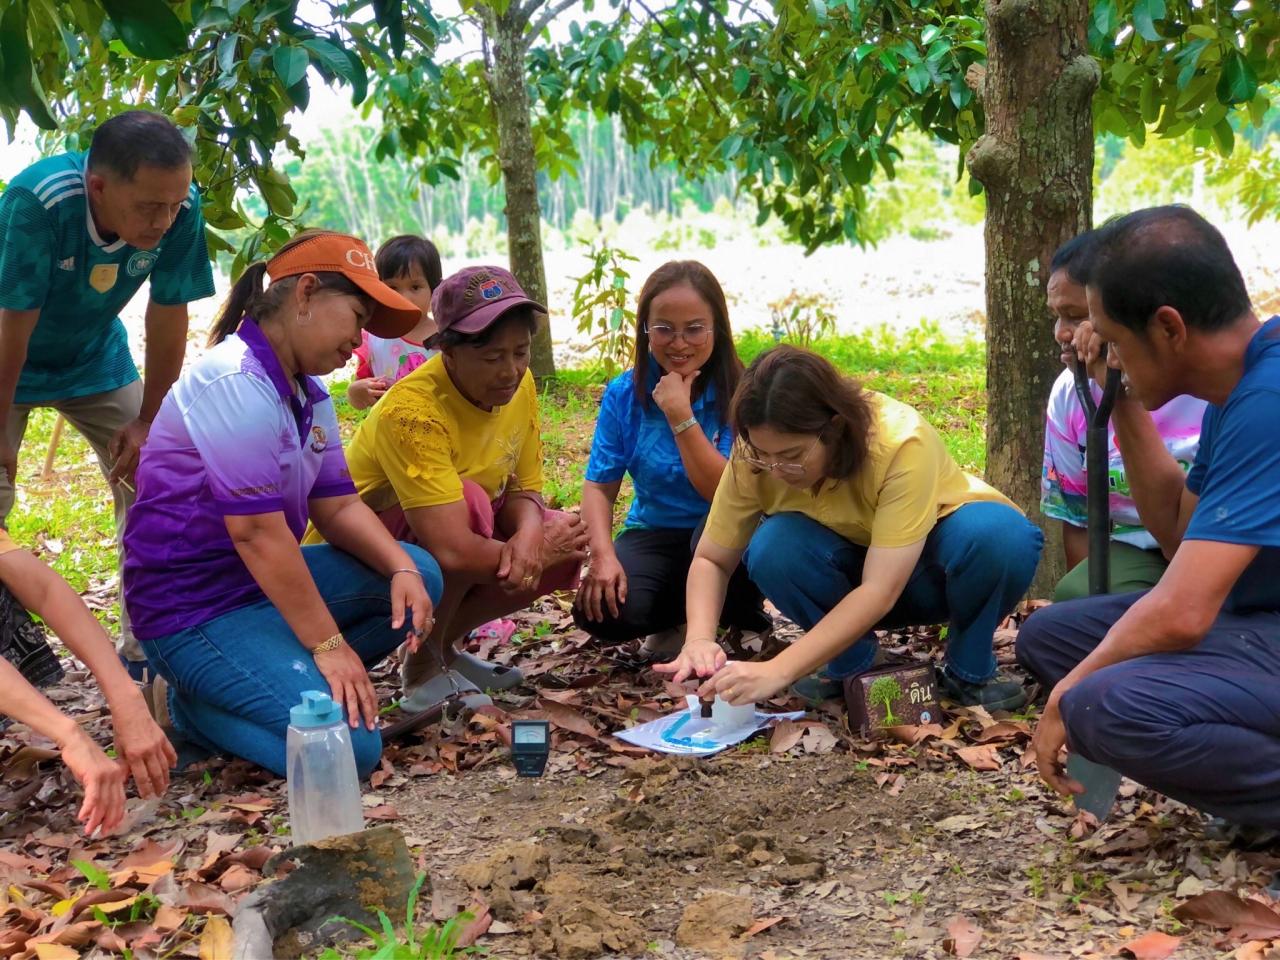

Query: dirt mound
<box><xmin>530</xmin><ymin>895</ymin><xmax>647</xmax><ymax>959</ymax></box>
<box><xmin>676</xmin><ymin>891</ymin><xmax>754</xmax><ymax>958</ymax></box>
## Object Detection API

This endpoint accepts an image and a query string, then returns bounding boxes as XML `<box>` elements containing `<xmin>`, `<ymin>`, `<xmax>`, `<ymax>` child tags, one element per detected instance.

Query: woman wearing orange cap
<box><xmin>122</xmin><ymin>230</ymin><xmax>441</xmax><ymax>778</ymax></box>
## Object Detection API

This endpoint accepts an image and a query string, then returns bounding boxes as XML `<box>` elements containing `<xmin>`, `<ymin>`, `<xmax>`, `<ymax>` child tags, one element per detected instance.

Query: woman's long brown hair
<box><xmin>730</xmin><ymin>344</ymin><xmax>875</xmax><ymax>481</ymax></box>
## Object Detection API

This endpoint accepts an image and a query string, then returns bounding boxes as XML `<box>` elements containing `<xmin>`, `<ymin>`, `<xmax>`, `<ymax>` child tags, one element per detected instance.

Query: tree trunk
<box><xmin>965</xmin><ymin>0</ymin><xmax>1097</xmax><ymax>597</ymax></box>
<box><xmin>483</xmin><ymin>6</ymin><xmax>556</xmax><ymax>381</ymax></box>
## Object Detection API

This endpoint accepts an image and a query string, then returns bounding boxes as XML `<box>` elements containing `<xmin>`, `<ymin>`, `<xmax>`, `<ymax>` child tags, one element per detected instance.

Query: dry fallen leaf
<box><xmin>1118</xmin><ymin>931</ymin><xmax>1182</xmax><ymax>959</ymax></box>
<box><xmin>942</xmin><ymin>914</ymin><xmax>983</xmax><ymax>957</ymax></box>
<box><xmin>1234</xmin><ymin>942</ymin><xmax>1269</xmax><ymax>960</ymax></box>
<box><xmin>955</xmin><ymin>744</ymin><xmax>1001</xmax><ymax>771</ymax></box>
<box><xmin>741</xmin><ymin>916</ymin><xmax>785</xmax><ymax>939</ymax></box>
<box><xmin>34</xmin><ymin>945</ymin><xmax>80</xmax><ymax>960</ymax></box>
<box><xmin>769</xmin><ymin>720</ymin><xmax>805</xmax><ymax>754</ymax></box>
<box><xmin>455</xmin><ymin>904</ymin><xmax>493</xmax><ymax>948</ymax></box>
<box><xmin>535</xmin><ymin>697</ymin><xmax>602</xmax><ymax>739</ymax></box>
<box><xmin>1173</xmin><ymin>891</ymin><xmax>1280</xmax><ymax>942</ymax></box>
<box><xmin>199</xmin><ymin>915</ymin><xmax>233</xmax><ymax>960</ymax></box>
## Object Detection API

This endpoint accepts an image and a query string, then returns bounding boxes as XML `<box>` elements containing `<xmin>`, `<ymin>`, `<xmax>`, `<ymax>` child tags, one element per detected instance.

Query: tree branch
<box><xmin>628</xmin><ymin>0</ymin><xmax>723</xmax><ymax>118</ymax></box>
<box><xmin>525</xmin><ymin>0</ymin><xmax>582</xmax><ymax>50</ymax></box>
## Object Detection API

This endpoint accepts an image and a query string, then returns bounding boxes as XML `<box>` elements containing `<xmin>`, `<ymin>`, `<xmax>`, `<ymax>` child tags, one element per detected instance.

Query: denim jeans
<box><xmin>140</xmin><ymin>543</ymin><xmax>443</xmax><ymax>778</ymax></box>
<box><xmin>743</xmin><ymin>502</ymin><xmax>1043</xmax><ymax>683</ymax></box>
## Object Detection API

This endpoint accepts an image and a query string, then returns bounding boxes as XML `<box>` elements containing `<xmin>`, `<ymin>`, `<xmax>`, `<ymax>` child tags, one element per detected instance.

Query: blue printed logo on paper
<box><xmin>126</xmin><ymin>251</ymin><xmax>158</xmax><ymax>277</ymax></box>
<box><xmin>480</xmin><ymin>279</ymin><xmax>504</xmax><ymax>301</ymax></box>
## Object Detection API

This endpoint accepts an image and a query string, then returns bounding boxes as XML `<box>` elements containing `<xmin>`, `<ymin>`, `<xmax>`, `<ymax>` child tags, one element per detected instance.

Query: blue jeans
<box><xmin>744</xmin><ymin>503</ymin><xmax>1043</xmax><ymax>682</ymax></box>
<box><xmin>1018</xmin><ymin>592</ymin><xmax>1280</xmax><ymax>828</ymax></box>
<box><xmin>140</xmin><ymin>544</ymin><xmax>443</xmax><ymax>778</ymax></box>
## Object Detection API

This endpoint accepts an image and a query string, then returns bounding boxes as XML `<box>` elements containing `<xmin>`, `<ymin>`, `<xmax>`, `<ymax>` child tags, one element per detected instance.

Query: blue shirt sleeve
<box><xmin>1184</xmin><ymin>389</ymin><xmax>1280</xmax><ymax>546</ymax></box>
<box><xmin>1185</xmin><ymin>404</ymin><xmax>1217</xmax><ymax>496</ymax></box>
<box><xmin>584</xmin><ymin>378</ymin><xmax>629</xmax><ymax>484</ymax></box>
<box><xmin>149</xmin><ymin>186</ymin><xmax>216</xmax><ymax>306</ymax></box>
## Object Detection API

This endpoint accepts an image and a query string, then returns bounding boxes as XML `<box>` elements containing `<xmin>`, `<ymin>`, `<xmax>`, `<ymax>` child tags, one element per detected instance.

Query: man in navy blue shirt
<box><xmin>1019</xmin><ymin>205</ymin><xmax>1280</xmax><ymax>832</ymax></box>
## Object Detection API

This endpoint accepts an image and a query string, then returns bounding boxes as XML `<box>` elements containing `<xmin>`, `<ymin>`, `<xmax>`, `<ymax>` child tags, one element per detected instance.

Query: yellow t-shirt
<box><xmin>704</xmin><ymin>391</ymin><xmax>1015</xmax><ymax>552</ymax></box>
<box><xmin>0</xmin><ymin>527</ymin><xmax>17</xmax><ymax>556</ymax></box>
<box><xmin>343</xmin><ymin>354</ymin><xmax>544</xmax><ymax>513</ymax></box>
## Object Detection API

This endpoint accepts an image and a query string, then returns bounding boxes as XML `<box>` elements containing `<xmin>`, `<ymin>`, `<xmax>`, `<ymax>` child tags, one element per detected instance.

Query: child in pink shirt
<box><xmin>347</xmin><ymin>235</ymin><xmax>442</xmax><ymax>409</ymax></box>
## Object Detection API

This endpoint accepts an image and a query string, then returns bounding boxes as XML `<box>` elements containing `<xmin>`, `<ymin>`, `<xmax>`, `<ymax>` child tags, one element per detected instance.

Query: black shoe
<box><xmin>1204</xmin><ymin>816</ymin><xmax>1280</xmax><ymax>851</ymax></box>
<box><xmin>938</xmin><ymin>665</ymin><xmax>1027</xmax><ymax>711</ymax></box>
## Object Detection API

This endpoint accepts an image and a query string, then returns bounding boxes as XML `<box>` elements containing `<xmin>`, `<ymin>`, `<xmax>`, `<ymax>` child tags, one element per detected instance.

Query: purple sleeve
<box><xmin>309</xmin><ymin>398</ymin><xmax>356</xmax><ymax>500</ymax></box>
<box><xmin>181</xmin><ymin>374</ymin><xmax>288</xmax><ymax>516</ymax></box>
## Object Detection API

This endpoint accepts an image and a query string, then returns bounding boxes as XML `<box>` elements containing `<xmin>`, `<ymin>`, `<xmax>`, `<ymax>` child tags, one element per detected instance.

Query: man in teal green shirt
<box><xmin>0</xmin><ymin>110</ymin><xmax>216</xmax><ymax>668</ymax></box>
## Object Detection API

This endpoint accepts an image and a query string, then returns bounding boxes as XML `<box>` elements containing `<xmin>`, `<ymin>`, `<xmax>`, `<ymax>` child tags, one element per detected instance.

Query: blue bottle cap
<box><xmin>290</xmin><ymin>690</ymin><xmax>343</xmax><ymax>728</ymax></box>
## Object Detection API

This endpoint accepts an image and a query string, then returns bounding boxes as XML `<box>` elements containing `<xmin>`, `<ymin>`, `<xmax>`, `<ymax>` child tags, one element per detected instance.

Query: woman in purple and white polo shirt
<box><xmin>123</xmin><ymin>231</ymin><xmax>442</xmax><ymax>778</ymax></box>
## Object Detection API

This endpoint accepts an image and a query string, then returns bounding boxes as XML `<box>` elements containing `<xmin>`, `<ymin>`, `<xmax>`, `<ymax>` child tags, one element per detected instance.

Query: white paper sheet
<box><xmin>615</xmin><ymin>695</ymin><xmax>806</xmax><ymax>756</ymax></box>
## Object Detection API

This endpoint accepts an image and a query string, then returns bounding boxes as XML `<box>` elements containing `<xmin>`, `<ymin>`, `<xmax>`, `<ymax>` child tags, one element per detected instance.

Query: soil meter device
<box><xmin>511</xmin><ymin>720</ymin><xmax>551</xmax><ymax>777</ymax></box>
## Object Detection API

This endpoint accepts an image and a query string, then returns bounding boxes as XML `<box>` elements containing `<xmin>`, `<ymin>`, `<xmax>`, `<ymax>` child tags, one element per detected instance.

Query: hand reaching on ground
<box><xmin>109</xmin><ymin>694</ymin><xmax>176</xmax><ymax>801</ymax></box>
<box><xmin>695</xmin><ymin>659</ymin><xmax>788</xmax><ymax>705</ymax></box>
<box><xmin>1031</xmin><ymin>695</ymin><xmax>1084</xmax><ymax>797</ymax></box>
<box><xmin>654</xmin><ymin>635</ymin><xmax>726</xmax><ymax>683</ymax></box>
<box><xmin>59</xmin><ymin>731</ymin><xmax>128</xmax><ymax>836</ymax></box>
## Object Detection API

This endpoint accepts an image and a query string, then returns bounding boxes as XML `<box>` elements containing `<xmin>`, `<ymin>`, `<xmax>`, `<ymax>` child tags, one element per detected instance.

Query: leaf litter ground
<box><xmin>4</xmin><ymin>600</ymin><xmax>1280</xmax><ymax>959</ymax></box>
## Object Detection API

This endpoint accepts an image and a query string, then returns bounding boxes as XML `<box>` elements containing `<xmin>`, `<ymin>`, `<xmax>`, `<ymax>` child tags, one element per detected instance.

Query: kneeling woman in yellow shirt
<box><xmin>658</xmin><ymin>345</ymin><xmax>1043</xmax><ymax>709</ymax></box>
<box><xmin>334</xmin><ymin>267</ymin><xmax>588</xmax><ymax>717</ymax></box>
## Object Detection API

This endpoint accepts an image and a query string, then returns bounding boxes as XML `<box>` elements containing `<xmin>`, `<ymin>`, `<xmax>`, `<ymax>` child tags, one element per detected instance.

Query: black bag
<box><xmin>0</xmin><ymin>581</ymin><xmax>64</xmax><ymax>689</ymax></box>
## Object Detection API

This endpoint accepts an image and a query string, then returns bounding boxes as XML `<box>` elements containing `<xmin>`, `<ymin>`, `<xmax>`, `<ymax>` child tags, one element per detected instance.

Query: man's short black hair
<box><xmin>375</xmin><ymin>234</ymin><xmax>443</xmax><ymax>290</ymax></box>
<box><xmin>1049</xmin><ymin>231</ymin><xmax>1094</xmax><ymax>286</ymax></box>
<box><xmin>1087</xmin><ymin>205</ymin><xmax>1252</xmax><ymax>334</ymax></box>
<box><xmin>87</xmin><ymin>111</ymin><xmax>193</xmax><ymax>180</ymax></box>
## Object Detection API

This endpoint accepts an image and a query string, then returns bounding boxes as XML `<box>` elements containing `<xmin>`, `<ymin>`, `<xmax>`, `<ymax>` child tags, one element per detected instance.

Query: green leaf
<box><xmin>256</xmin><ymin>167</ymin><xmax>296</xmax><ymax>216</ymax></box>
<box><xmin>216</xmin><ymin>33</ymin><xmax>237</xmax><ymax>73</ymax></box>
<box><xmin>1215</xmin><ymin>49</ymin><xmax>1257</xmax><ymax>106</ymax></box>
<box><xmin>273</xmin><ymin>45</ymin><xmax>307</xmax><ymax>88</ymax></box>
<box><xmin>1090</xmin><ymin>0</ymin><xmax>1115</xmax><ymax>37</ymax></box>
<box><xmin>371</xmin><ymin>0</ymin><xmax>404</xmax><ymax>57</ymax></box>
<box><xmin>251</xmin><ymin>0</ymin><xmax>293</xmax><ymax>25</ymax></box>
<box><xmin>1211</xmin><ymin>116</ymin><xmax>1234</xmax><ymax>155</ymax></box>
<box><xmin>1132</xmin><ymin>0</ymin><xmax>1164</xmax><ymax>42</ymax></box>
<box><xmin>98</xmin><ymin>0</ymin><xmax>188</xmax><ymax>59</ymax></box>
<box><xmin>303</xmin><ymin>37</ymin><xmax>367</xmax><ymax>104</ymax></box>
<box><xmin>906</xmin><ymin>63</ymin><xmax>930</xmax><ymax>95</ymax></box>
<box><xmin>196</xmin><ymin>5</ymin><xmax>230</xmax><ymax>28</ymax></box>
<box><xmin>920</xmin><ymin>24</ymin><xmax>940</xmax><ymax>45</ymax></box>
<box><xmin>0</xmin><ymin>0</ymin><xmax>57</xmax><ymax>128</ymax></box>
<box><xmin>732</xmin><ymin>65</ymin><xmax>750</xmax><ymax>94</ymax></box>
<box><xmin>72</xmin><ymin>860</ymin><xmax>111</xmax><ymax>891</ymax></box>
<box><xmin>809</xmin><ymin>0</ymin><xmax>827</xmax><ymax>20</ymax></box>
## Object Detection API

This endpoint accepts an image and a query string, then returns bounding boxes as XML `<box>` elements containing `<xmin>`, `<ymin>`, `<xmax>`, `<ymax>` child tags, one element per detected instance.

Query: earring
<box><xmin>297</xmin><ymin>310</ymin><xmax>312</xmax><ymax>323</ymax></box>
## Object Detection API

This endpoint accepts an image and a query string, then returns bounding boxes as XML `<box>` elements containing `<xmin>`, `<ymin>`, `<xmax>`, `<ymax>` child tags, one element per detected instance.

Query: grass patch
<box><xmin>9</xmin><ymin>326</ymin><xmax>985</xmax><ymax>600</ymax></box>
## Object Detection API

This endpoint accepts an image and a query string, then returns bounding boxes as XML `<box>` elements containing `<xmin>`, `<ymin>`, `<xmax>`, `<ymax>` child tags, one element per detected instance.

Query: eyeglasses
<box><xmin>645</xmin><ymin>323</ymin><xmax>712</xmax><ymax>346</ymax></box>
<box><xmin>741</xmin><ymin>437</ymin><xmax>821</xmax><ymax>478</ymax></box>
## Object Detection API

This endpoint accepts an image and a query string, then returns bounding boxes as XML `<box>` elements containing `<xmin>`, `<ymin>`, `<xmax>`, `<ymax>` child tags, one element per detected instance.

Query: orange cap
<box><xmin>266</xmin><ymin>233</ymin><xmax>420</xmax><ymax>339</ymax></box>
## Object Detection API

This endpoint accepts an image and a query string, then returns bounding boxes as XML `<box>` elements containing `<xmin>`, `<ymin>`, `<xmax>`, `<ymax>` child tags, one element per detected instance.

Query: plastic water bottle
<box><xmin>286</xmin><ymin>690</ymin><xmax>364</xmax><ymax>845</ymax></box>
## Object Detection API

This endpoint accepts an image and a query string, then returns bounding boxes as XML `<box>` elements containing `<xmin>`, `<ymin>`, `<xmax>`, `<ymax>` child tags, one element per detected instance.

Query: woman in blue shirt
<box><xmin>575</xmin><ymin>261</ymin><xmax>768</xmax><ymax>656</ymax></box>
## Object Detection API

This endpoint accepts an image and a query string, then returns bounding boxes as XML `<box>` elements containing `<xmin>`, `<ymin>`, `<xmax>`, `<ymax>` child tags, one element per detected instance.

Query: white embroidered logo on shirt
<box><xmin>57</xmin><ymin>257</ymin><xmax>75</xmax><ymax>271</ymax></box>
